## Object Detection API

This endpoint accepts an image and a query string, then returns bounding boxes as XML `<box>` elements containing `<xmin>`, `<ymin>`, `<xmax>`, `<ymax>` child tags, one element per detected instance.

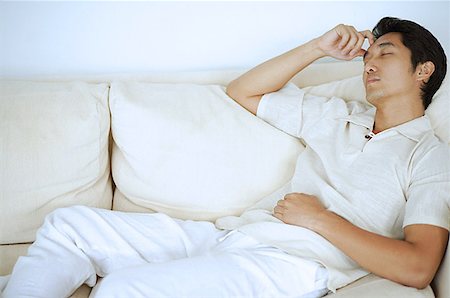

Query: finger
<box><xmin>273</xmin><ymin>207</ymin><xmax>284</xmax><ymax>220</ymax></box>
<box><xmin>349</xmin><ymin>32</ymin><xmax>366</xmax><ymax>56</ymax></box>
<box><xmin>276</xmin><ymin>201</ymin><xmax>288</xmax><ymax>210</ymax></box>
<box><xmin>273</xmin><ymin>206</ymin><xmax>283</xmax><ymax>214</ymax></box>
<box><xmin>335</xmin><ymin>25</ymin><xmax>355</xmax><ymax>49</ymax></box>
<box><xmin>338</xmin><ymin>30</ymin><xmax>351</xmax><ymax>50</ymax></box>
<box><xmin>284</xmin><ymin>192</ymin><xmax>301</xmax><ymax>200</ymax></box>
<box><xmin>342</xmin><ymin>26</ymin><xmax>361</xmax><ymax>54</ymax></box>
<box><xmin>360</xmin><ymin>29</ymin><xmax>375</xmax><ymax>45</ymax></box>
<box><xmin>355</xmin><ymin>49</ymin><xmax>367</xmax><ymax>57</ymax></box>
<box><xmin>273</xmin><ymin>212</ymin><xmax>283</xmax><ymax>221</ymax></box>
<box><xmin>342</xmin><ymin>33</ymin><xmax>359</xmax><ymax>55</ymax></box>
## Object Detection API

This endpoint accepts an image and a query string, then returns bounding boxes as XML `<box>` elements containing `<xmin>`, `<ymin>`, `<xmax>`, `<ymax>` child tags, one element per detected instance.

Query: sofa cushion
<box><xmin>325</xmin><ymin>274</ymin><xmax>434</xmax><ymax>298</ymax></box>
<box><xmin>0</xmin><ymin>244</ymin><xmax>29</xmax><ymax>276</ymax></box>
<box><xmin>425</xmin><ymin>75</ymin><xmax>450</xmax><ymax>144</ymax></box>
<box><xmin>110</xmin><ymin>81</ymin><xmax>303</xmax><ymax>220</ymax></box>
<box><xmin>0</xmin><ymin>81</ymin><xmax>113</xmax><ymax>244</ymax></box>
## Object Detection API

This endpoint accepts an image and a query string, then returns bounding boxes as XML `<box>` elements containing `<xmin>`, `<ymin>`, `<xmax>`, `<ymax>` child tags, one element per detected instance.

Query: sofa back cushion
<box><xmin>110</xmin><ymin>81</ymin><xmax>303</xmax><ymax>220</ymax></box>
<box><xmin>0</xmin><ymin>81</ymin><xmax>112</xmax><ymax>244</ymax></box>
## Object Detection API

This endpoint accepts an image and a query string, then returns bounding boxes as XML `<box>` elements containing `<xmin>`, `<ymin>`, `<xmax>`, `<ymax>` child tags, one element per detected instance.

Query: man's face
<box><xmin>363</xmin><ymin>32</ymin><xmax>418</xmax><ymax>106</ymax></box>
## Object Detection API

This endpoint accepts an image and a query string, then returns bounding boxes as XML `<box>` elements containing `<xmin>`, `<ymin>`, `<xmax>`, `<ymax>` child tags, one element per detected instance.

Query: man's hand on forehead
<box><xmin>317</xmin><ymin>24</ymin><xmax>375</xmax><ymax>61</ymax></box>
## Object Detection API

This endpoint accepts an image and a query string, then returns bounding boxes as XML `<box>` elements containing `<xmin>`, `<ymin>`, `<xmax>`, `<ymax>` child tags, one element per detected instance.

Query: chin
<box><xmin>366</xmin><ymin>90</ymin><xmax>385</xmax><ymax>105</ymax></box>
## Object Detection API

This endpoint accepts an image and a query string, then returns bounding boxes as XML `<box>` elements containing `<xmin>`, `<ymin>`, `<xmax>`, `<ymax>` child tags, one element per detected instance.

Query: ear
<box><xmin>416</xmin><ymin>61</ymin><xmax>435</xmax><ymax>83</ymax></box>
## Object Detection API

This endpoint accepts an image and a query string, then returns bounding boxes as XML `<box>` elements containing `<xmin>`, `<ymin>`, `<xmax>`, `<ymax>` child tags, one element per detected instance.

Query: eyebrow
<box><xmin>363</xmin><ymin>42</ymin><xmax>396</xmax><ymax>60</ymax></box>
<box><xmin>378</xmin><ymin>42</ymin><xmax>395</xmax><ymax>49</ymax></box>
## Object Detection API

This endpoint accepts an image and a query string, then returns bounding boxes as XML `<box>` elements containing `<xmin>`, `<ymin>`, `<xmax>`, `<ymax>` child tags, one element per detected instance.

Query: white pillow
<box><xmin>0</xmin><ymin>81</ymin><xmax>112</xmax><ymax>244</ymax></box>
<box><xmin>110</xmin><ymin>81</ymin><xmax>303</xmax><ymax>220</ymax></box>
<box><xmin>303</xmin><ymin>75</ymin><xmax>366</xmax><ymax>102</ymax></box>
<box><xmin>425</xmin><ymin>75</ymin><xmax>450</xmax><ymax>143</ymax></box>
<box><xmin>303</xmin><ymin>74</ymin><xmax>450</xmax><ymax>144</ymax></box>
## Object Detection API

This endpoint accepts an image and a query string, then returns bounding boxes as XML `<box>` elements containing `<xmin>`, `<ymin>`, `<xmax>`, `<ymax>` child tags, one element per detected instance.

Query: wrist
<box><xmin>307</xmin><ymin>37</ymin><xmax>327</xmax><ymax>60</ymax></box>
<box><xmin>311</xmin><ymin>209</ymin><xmax>342</xmax><ymax>235</ymax></box>
<box><xmin>290</xmin><ymin>38</ymin><xmax>326</xmax><ymax>65</ymax></box>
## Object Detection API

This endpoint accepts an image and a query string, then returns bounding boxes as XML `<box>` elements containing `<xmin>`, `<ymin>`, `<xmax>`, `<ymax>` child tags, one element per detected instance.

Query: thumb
<box><xmin>355</xmin><ymin>49</ymin><xmax>366</xmax><ymax>57</ymax></box>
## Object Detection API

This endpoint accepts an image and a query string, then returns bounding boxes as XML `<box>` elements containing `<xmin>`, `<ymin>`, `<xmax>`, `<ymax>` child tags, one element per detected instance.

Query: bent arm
<box><xmin>274</xmin><ymin>193</ymin><xmax>449</xmax><ymax>289</ymax></box>
<box><xmin>226</xmin><ymin>25</ymin><xmax>374</xmax><ymax>115</ymax></box>
<box><xmin>315</xmin><ymin>214</ymin><xmax>448</xmax><ymax>289</ymax></box>
<box><xmin>226</xmin><ymin>39</ymin><xmax>324</xmax><ymax>115</ymax></box>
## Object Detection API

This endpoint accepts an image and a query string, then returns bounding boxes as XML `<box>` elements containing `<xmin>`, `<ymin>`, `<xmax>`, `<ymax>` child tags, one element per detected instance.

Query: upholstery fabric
<box><xmin>109</xmin><ymin>81</ymin><xmax>303</xmax><ymax>220</ymax></box>
<box><xmin>0</xmin><ymin>81</ymin><xmax>113</xmax><ymax>244</ymax></box>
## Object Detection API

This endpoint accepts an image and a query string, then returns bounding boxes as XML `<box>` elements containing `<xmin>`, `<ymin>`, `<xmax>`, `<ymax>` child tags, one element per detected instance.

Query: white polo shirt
<box><xmin>215</xmin><ymin>83</ymin><xmax>450</xmax><ymax>292</ymax></box>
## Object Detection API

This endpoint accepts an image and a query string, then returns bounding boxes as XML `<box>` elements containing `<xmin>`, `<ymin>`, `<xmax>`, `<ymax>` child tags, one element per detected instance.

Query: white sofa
<box><xmin>1</xmin><ymin>61</ymin><xmax>448</xmax><ymax>298</ymax></box>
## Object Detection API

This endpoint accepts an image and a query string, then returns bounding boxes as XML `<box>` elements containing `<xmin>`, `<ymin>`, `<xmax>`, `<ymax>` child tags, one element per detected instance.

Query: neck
<box><xmin>372</xmin><ymin>95</ymin><xmax>425</xmax><ymax>132</ymax></box>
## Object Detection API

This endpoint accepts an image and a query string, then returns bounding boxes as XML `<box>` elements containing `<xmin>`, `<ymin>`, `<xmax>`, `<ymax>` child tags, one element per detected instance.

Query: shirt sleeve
<box><xmin>257</xmin><ymin>83</ymin><xmax>352</xmax><ymax>139</ymax></box>
<box><xmin>403</xmin><ymin>141</ymin><xmax>450</xmax><ymax>231</ymax></box>
<box><xmin>256</xmin><ymin>83</ymin><xmax>305</xmax><ymax>138</ymax></box>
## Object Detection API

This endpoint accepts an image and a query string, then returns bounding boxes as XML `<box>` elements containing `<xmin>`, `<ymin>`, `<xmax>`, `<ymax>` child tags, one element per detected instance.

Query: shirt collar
<box><xmin>337</xmin><ymin>107</ymin><xmax>433</xmax><ymax>142</ymax></box>
<box><xmin>390</xmin><ymin>115</ymin><xmax>433</xmax><ymax>142</ymax></box>
<box><xmin>336</xmin><ymin>107</ymin><xmax>376</xmax><ymax>130</ymax></box>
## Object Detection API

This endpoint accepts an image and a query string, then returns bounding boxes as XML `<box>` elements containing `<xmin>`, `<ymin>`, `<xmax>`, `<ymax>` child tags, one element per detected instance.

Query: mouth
<box><xmin>366</xmin><ymin>77</ymin><xmax>380</xmax><ymax>85</ymax></box>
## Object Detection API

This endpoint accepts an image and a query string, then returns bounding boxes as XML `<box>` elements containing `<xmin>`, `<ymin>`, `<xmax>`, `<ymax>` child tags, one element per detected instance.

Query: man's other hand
<box><xmin>273</xmin><ymin>193</ymin><xmax>328</xmax><ymax>230</ymax></box>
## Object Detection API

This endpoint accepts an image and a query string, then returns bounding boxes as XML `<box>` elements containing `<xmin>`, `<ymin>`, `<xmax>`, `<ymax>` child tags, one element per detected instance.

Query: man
<box><xmin>221</xmin><ymin>16</ymin><xmax>449</xmax><ymax>291</ymax></box>
<box><xmin>2</xmin><ymin>17</ymin><xmax>449</xmax><ymax>298</ymax></box>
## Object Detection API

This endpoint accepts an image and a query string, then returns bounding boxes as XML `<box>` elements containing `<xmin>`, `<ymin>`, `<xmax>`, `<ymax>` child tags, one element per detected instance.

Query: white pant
<box><xmin>2</xmin><ymin>206</ymin><xmax>328</xmax><ymax>298</ymax></box>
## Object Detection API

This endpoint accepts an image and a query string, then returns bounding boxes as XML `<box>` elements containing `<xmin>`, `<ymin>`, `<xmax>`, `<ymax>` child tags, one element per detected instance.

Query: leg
<box><xmin>2</xmin><ymin>206</ymin><xmax>226</xmax><ymax>298</ymax></box>
<box><xmin>91</xmin><ymin>232</ymin><xmax>329</xmax><ymax>298</ymax></box>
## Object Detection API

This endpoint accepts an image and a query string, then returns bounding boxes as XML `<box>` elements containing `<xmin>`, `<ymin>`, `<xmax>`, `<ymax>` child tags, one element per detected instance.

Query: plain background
<box><xmin>0</xmin><ymin>0</ymin><xmax>449</xmax><ymax>77</ymax></box>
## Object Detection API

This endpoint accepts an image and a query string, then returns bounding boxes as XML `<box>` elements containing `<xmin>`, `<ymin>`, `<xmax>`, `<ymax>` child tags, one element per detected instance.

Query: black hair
<box><xmin>372</xmin><ymin>17</ymin><xmax>447</xmax><ymax>109</ymax></box>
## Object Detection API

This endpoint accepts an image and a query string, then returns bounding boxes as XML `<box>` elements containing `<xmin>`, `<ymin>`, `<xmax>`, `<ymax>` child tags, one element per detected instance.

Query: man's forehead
<box><xmin>368</xmin><ymin>32</ymin><xmax>402</xmax><ymax>50</ymax></box>
<box><xmin>364</xmin><ymin>32</ymin><xmax>402</xmax><ymax>59</ymax></box>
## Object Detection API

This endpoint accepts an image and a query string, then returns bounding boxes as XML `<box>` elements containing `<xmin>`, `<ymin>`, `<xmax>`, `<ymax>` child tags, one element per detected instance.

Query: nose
<box><xmin>364</xmin><ymin>60</ymin><xmax>377</xmax><ymax>74</ymax></box>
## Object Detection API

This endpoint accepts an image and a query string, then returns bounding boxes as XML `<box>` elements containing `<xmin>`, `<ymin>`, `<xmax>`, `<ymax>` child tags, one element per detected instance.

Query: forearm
<box><xmin>226</xmin><ymin>25</ymin><xmax>373</xmax><ymax>114</ymax></box>
<box><xmin>313</xmin><ymin>212</ymin><xmax>447</xmax><ymax>288</ymax></box>
<box><xmin>226</xmin><ymin>38</ymin><xmax>325</xmax><ymax>115</ymax></box>
<box><xmin>227</xmin><ymin>38</ymin><xmax>324</xmax><ymax>99</ymax></box>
